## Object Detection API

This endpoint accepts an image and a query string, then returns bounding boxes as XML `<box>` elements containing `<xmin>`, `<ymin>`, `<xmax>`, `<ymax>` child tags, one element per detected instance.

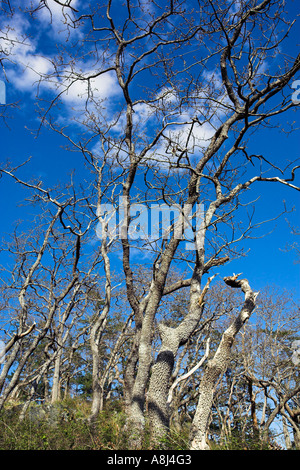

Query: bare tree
<box><xmin>208</xmin><ymin>285</ymin><xmax>300</xmax><ymax>450</ymax></box>
<box><xmin>0</xmin><ymin>168</ymin><xmax>96</xmax><ymax>409</ymax></box>
<box><xmin>189</xmin><ymin>274</ymin><xmax>258</xmax><ymax>449</ymax></box>
<box><xmin>0</xmin><ymin>0</ymin><xmax>299</xmax><ymax>450</ymax></box>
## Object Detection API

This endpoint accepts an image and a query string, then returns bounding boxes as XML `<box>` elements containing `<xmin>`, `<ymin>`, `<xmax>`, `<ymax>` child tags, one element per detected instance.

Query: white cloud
<box><xmin>0</xmin><ymin>13</ymin><xmax>54</xmax><ymax>92</ymax></box>
<box><xmin>0</xmin><ymin>7</ymin><xmax>232</xmax><ymax>170</ymax></box>
<box><xmin>8</xmin><ymin>55</ymin><xmax>53</xmax><ymax>92</ymax></box>
<box><xmin>133</xmin><ymin>102</ymin><xmax>156</xmax><ymax>125</ymax></box>
<box><xmin>137</xmin><ymin>70</ymin><xmax>233</xmax><ymax>169</ymax></box>
<box><xmin>226</xmin><ymin>0</ymin><xmax>242</xmax><ymax>16</ymax></box>
<box><xmin>0</xmin><ymin>10</ymin><xmax>120</xmax><ymax>116</ymax></box>
<box><xmin>0</xmin><ymin>14</ymin><xmax>31</xmax><ymax>57</ymax></box>
<box><xmin>34</xmin><ymin>0</ymin><xmax>82</xmax><ymax>41</ymax></box>
<box><xmin>145</xmin><ymin>119</ymin><xmax>215</xmax><ymax>169</ymax></box>
<box><xmin>59</xmin><ymin>69</ymin><xmax>120</xmax><ymax>104</ymax></box>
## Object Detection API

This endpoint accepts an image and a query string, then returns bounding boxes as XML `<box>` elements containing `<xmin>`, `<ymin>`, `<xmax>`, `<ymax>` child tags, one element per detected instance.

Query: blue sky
<box><xmin>0</xmin><ymin>0</ymin><xmax>299</xmax><ymax>301</ymax></box>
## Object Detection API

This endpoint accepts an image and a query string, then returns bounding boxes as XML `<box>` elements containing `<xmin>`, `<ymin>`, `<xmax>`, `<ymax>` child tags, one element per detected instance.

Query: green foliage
<box><xmin>211</xmin><ymin>431</ymin><xmax>273</xmax><ymax>451</ymax></box>
<box><xmin>155</xmin><ymin>427</ymin><xmax>190</xmax><ymax>451</ymax></box>
<box><xmin>0</xmin><ymin>410</ymin><xmax>93</xmax><ymax>450</ymax></box>
<box><xmin>0</xmin><ymin>398</ymin><xmax>280</xmax><ymax>450</ymax></box>
<box><xmin>0</xmin><ymin>399</ymin><xmax>128</xmax><ymax>450</ymax></box>
<box><xmin>73</xmin><ymin>371</ymin><xmax>93</xmax><ymax>398</ymax></box>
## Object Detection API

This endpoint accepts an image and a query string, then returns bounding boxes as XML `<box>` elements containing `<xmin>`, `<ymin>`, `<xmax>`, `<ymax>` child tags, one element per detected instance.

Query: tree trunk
<box><xmin>88</xmin><ymin>317</ymin><xmax>106</xmax><ymax>424</ymax></box>
<box><xmin>282</xmin><ymin>415</ymin><xmax>292</xmax><ymax>450</ymax></box>
<box><xmin>189</xmin><ymin>275</ymin><xmax>258</xmax><ymax>450</ymax></box>
<box><xmin>247</xmin><ymin>377</ymin><xmax>260</xmax><ymax>439</ymax></box>
<box><xmin>126</xmin><ymin>277</ymin><xmax>176</xmax><ymax>448</ymax></box>
<box><xmin>147</xmin><ymin>275</ymin><xmax>215</xmax><ymax>443</ymax></box>
<box><xmin>88</xmin><ymin>212</ymin><xmax>111</xmax><ymax>424</ymax></box>
<box><xmin>51</xmin><ymin>345</ymin><xmax>62</xmax><ymax>403</ymax></box>
<box><xmin>147</xmin><ymin>325</ymin><xmax>179</xmax><ymax>444</ymax></box>
<box><xmin>125</xmin><ymin>197</ymin><xmax>200</xmax><ymax>447</ymax></box>
<box><xmin>292</xmin><ymin>416</ymin><xmax>300</xmax><ymax>450</ymax></box>
<box><xmin>123</xmin><ymin>331</ymin><xmax>140</xmax><ymax>414</ymax></box>
<box><xmin>127</xmin><ymin>307</ymin><xmax>156</xmax><ymax>448</ymax></box>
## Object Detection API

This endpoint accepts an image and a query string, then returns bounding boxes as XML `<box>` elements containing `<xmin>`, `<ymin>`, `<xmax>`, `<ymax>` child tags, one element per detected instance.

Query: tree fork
<box><xmin>189</xmin><ymin>274</ymin><xmax>258</xmax><ymax>450</ymax></box>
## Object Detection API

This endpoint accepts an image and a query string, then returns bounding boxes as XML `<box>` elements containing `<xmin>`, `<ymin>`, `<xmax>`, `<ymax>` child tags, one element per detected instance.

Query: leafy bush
<box><xmin>0</xmin><ymin>399</ymin><xmax>277</xmax><ymax>450</ymax></box>
<box><xmin>0</xmin><ymin>399</ymin><xmax>128</xmax><ymax>450</ymax></box>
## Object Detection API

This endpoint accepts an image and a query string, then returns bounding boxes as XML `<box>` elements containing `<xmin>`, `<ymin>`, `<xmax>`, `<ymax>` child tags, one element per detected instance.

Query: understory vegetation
<box><xmin>0</xmin><ymin>398</ymin><xmax>282</xmax><ymax>450</ymax></box>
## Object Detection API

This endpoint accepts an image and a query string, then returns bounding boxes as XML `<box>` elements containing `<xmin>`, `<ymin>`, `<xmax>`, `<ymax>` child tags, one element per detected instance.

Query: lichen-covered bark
<box><xmin>147</xmin><ymin>326</ymin><xmax>179</xmax><ymax>442</ymax></box>
<box><xmin>147</xmin><ymin>275</ymin><xmax>216</xmax><ymax>443</ymax></box>
<box><xmin>127</xmin><ymin>286</ymin><xmax>169</xmax><ymax>449</ymax></box>
<box><xmin>189</xmin><ymin>275</ymin><xmax>258</xmax><ymax>450</ymax></box>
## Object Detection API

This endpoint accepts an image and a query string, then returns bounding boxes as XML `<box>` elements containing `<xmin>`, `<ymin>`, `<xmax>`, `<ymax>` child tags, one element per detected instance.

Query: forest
<box><xmin>0</xmin><ymin>0</ymin><xmax>299</xmax><ymax>451</ymax></box>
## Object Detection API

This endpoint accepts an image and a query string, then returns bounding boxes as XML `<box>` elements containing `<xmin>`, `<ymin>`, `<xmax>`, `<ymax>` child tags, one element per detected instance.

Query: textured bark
<box><xmin>127</xmin><ymin>288</ymin><xmax>162</xmax><ymax>449</ymax></box>
<box><xmin>88</xmin><ymin>334</ymin><xmax>105</xmax><ymax>422</ymax></box>
<box><xmin>167</xmin><ymin>338</ymin><xmax>210</xmax><ymax>407</ymax></box>
<box><xmin>247</xmin><ymin>376</ymin><xmax>260</xmax><ymax>438</ymax></box>
<box><xmin>293</xmin><ymin>420</ymin><xmax>300</xmax><ymax>450</ymax></box>
<box><xmin>147</xmin><ymin>275</ymin><xmax>216</xmax><ymax>443</ymax></box>
<box><xmin>124</xmin><ymin>333</ymin><xmax>140</xmax><ymax>413</ymax></box>
<box><xmin>189</xmin><ymin>275</ymin><xmax>258</xmax><ymax>450</ymax></box>
<box><xmin>147</xmin><ymin>325</ymin><xmax>179</xmax><ymax>442</ymax></box>
<box><xmin>126</xmin><ymin>226</ymin><xmax>186</xmax><ymax>447</ymax></box>
<box><xmin>51</xmin><ymin>346</ymin><xmax>63</xmax><ymax>403</ymax></box>
<box><xmin>88</xmin><ymin>212</ymin><xmax>111</xmax><ymax>424</ymax></box>
<box><xmin>282</xmin><ymin>415</ymin><xmax>292</xmax><ymax>450</ymax></box>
